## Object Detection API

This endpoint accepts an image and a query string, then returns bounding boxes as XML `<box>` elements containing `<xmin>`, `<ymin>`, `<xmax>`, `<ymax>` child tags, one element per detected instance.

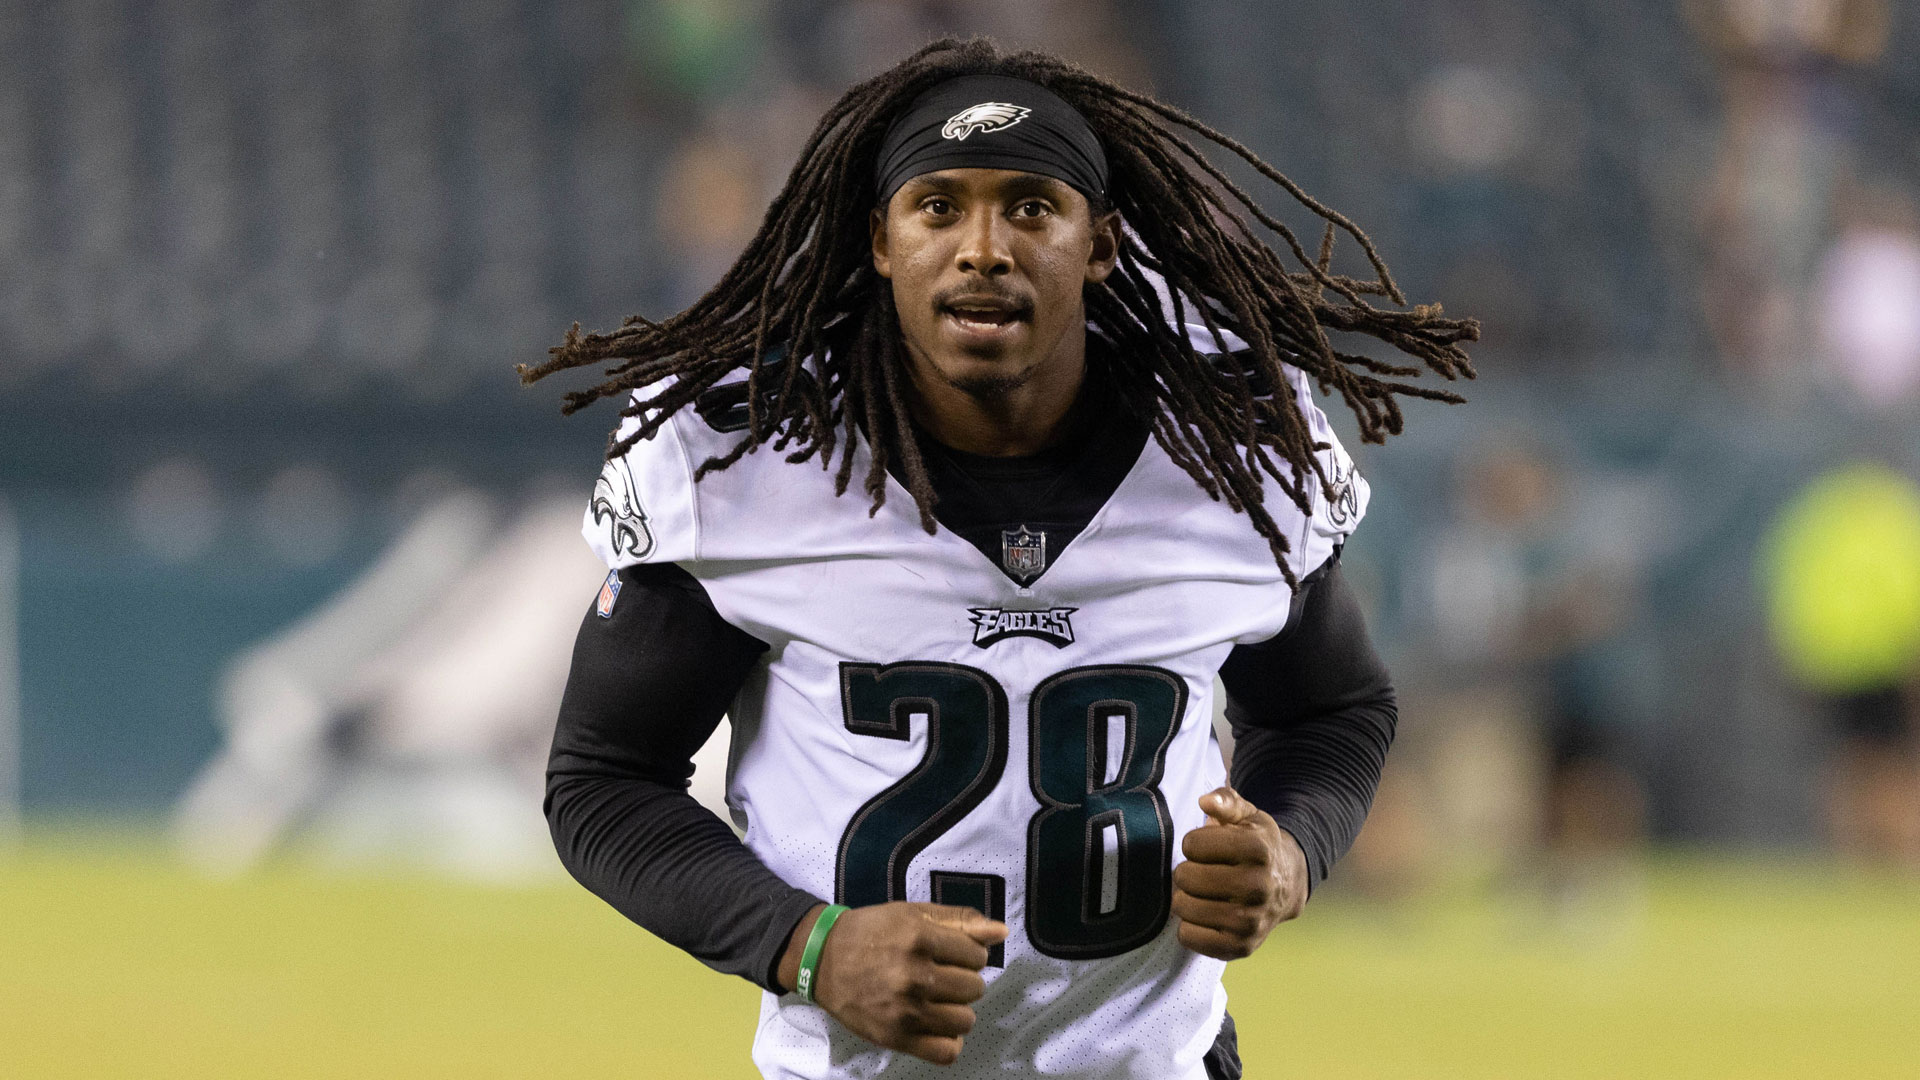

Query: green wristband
<box><xmin>796</xmin><ymin>904</ymin><xmax>849</xmax><ymax>1004</ymax></box>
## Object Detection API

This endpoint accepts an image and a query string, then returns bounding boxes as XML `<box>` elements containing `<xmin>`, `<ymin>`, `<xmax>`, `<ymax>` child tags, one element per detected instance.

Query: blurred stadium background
<box><xmin>3</xmin><ymin>0</ymin><xmax>1919</xmax><ymax>1076</ymax></box>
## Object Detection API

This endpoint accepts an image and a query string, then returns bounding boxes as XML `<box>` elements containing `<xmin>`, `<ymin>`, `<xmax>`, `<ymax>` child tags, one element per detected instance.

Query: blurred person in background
<box><xmin>1688</xmin><ymin>0</ymin><xmax>1891</xmax><ymax>388</ymax></box>
<box><xmin>1763</xmin><ymin>462</ymin><xmax>1920</xmax><ymax>867</ymax></box>
<box><xmin>1353</xmin><ymin>437</ymin><xmax>1655</xmax><ymax>914</ymax></box>
<box><xmin>1490</xmin><ymin>446</ymin><xmax>1655</xmax><ymax>906</ymax></box>
<box><xmin>521</xmin><ymin>37</ymin><xmax>1475</xmax><ymax>1080</ymax></box>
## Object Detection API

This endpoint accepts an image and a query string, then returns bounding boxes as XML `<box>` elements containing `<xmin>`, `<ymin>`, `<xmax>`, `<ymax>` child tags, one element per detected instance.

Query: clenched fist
<box><xmin>1172</xmin><ymin>786</ymin><xmax>1308</xmax><ymax>960</ymax></box>
<box><xmin>777</xmin><ymin>902</ymin><xmax>1008</xmax><ymax>1066</ymax></box>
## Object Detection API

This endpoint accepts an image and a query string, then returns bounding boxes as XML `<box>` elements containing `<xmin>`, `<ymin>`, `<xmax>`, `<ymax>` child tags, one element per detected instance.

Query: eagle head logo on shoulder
<box><xmin>590</xmin><ymin>456</ymin><xmax>656</xmax><ymax>561</ymax></box>
<box><xmin>1326</xmin><ymin>456</ymin><xmax>1360</xmax><ymax>527</ymax></box>
<box><xmin>942</xmin><ymin>102</ymin><xmax>1031</xmax><ymax>141</ymax></box>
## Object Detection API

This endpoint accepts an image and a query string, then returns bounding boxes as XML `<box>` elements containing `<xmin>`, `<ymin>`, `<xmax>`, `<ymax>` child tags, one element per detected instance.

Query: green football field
<box><xmin>4</xmin><ymin>836</ymin><xmax>1917</xmax><ymax>1079</ymax></box>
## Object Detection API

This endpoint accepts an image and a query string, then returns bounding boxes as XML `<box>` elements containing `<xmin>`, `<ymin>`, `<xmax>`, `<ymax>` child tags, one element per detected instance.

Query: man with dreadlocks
<box><xmin>530</xmin><ymin>39</ymin><xmax>1474</xmax><ymax>1080</ymax></box>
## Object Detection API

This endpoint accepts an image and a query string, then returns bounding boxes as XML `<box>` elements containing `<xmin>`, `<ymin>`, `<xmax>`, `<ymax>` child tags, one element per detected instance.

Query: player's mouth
<box><xmin>939</xmin><ymin>295</ymin><xmax>1032</xmax><ymax>347</ymax></box>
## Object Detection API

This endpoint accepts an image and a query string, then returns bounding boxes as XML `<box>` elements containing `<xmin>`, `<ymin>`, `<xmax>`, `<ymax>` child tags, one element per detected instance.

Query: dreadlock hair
<box><xmin>519</xmin><ymin>37</ymin><xmax>1478</xmax><ymax>587</ymax></box>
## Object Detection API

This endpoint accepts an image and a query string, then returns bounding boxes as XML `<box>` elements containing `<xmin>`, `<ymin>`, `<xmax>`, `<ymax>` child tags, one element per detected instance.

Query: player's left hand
<box><xmin>1171</xmin><ymin>786</ymin><xmax>1307</xmax><ymax>960</ymax></box>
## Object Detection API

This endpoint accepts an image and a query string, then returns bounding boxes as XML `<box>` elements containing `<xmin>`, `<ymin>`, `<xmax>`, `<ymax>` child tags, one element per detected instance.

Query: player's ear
<box><xmin>870</xmin><ymin>206</ymin><xmax>893</xmax><ymax>279</ymax></box>
<box><xmin>1085</xmin><ymin>209</ymin><xmax>1120</xmax><ymax>285</ymax></box>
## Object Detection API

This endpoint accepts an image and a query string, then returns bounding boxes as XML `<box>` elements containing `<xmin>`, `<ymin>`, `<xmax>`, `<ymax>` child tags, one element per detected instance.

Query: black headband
<box><xmin>873</xmin><ymin>74</ymin><xmax>1109</xmax><ymax>204</ymax></box>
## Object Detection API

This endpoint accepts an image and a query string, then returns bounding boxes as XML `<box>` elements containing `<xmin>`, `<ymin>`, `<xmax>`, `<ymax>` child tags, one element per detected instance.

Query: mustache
<box><xmin>933</xmin><ymin>285</ymin><xmax>1034</xmax><ymax>317</ymax></box>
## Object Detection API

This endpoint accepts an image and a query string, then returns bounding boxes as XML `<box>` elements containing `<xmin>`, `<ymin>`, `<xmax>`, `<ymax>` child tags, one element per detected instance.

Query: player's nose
<box><xmin>954</xmin><ymin>211</ymin><xmax>1013</xmax><ymax>278</ymax></box>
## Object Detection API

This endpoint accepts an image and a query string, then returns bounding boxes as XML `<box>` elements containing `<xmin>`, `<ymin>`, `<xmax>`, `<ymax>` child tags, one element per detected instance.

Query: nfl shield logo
<box><xmin>1001</xmin><ymin>525</ymin><xmax>1048</xmax><ymax>584</ymax></box>
<box><xmin>595</xmin><ymin>570</ymin><xmax>623</xmax><ymax>618</ymax></box>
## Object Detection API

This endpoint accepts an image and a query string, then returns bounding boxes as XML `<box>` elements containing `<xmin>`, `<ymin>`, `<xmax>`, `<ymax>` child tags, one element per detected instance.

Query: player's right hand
<box><xmin>781</xmin><ymin>901</ymin><xmax>1007</xmax><ymax>1066</ymax></box>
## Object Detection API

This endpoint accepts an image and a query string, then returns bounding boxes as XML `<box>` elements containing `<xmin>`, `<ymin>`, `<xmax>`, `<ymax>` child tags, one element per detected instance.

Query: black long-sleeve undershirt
<box><xmin>544</xmin><ymin>563</ymin><xmax>807</xmax><ymax>992</ymax></box>
<box><xmin>545</xmin><ymin>556</ymin><xmax>1395</xmax><ymax>993</ymax></box>
<box><xmin>1221</xmin><ymin>558</ymin><xmax>1397</xmax><ymax>890</ymax></box>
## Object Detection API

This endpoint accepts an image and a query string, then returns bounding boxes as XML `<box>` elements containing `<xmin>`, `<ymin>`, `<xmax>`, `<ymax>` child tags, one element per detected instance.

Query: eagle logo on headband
<box><xmin>942</xmin><ymin>102</ymin><xmax>1031</xmax><ymax>141</ymax></box>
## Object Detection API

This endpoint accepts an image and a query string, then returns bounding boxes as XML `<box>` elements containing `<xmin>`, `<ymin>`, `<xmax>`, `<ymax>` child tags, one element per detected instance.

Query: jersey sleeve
<box><xmin>1178</xmin><ymin>323</ymin><xmax>1369</xmax><ymax>582</ymax></box>
<box><xmin>1281</xmin><ymin>361</ymin><xmax>1369</xmax><ymax>582</ymax></box>
<box><xmin>582</xmin><ymin>391</ymin><xmax>701</xmax><ymax>569</ymax></box>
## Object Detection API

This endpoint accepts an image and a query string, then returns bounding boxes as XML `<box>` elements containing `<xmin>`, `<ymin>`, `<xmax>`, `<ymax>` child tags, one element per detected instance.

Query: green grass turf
<box><xmin>3</xmin><ymin>836</ymin><xmax>1917</xmax><ymax>1078</ymax></box>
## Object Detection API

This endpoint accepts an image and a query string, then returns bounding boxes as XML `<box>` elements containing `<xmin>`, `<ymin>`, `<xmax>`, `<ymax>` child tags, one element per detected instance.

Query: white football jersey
<box><xmin>583</xmin><ymin>329</ymin><xmax>1368</xmax><ymax>1080</ymax></box>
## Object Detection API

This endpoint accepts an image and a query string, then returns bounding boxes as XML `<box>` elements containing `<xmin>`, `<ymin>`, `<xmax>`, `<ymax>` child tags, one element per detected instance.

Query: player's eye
<box><xmin>919</xmin><ymin>196</ymin><xmax>955</xmax><ymax>216</ymax></box>
<box><xmin>1011</xmin><ymin>199</ymin><xmax>1053</xmax><ymax>219</ymax></box>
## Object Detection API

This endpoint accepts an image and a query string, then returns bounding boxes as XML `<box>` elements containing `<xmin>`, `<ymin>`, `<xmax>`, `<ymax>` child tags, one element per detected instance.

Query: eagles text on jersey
<box><xmin>582</xmin><ymin>326</ymin><xmax>1368</xmax><ymax>1080</ymax></box>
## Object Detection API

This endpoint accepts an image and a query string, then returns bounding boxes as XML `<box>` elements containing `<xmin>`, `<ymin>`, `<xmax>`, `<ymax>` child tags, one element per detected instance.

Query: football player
<box><xmin>525</xmin><ymin>39</ymin><xmax>1476</xmax><ymax>1080</ymax></box>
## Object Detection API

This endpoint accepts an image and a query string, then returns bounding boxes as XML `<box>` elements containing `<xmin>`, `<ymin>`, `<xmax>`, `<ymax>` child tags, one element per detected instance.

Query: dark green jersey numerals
<box><xmin>1026</xmin><ymin>666</ymin><xmax>1183</xmax><ymax>958</ymax></box>
<box><xmin>834</xmin><ymin>661</ymin><xmax>1186</xmax><ymax>961</ymax></box>
<box><xmin>834</xmin><ymin>663</ymin><xmax>1009</xmax><ymax>909</ymax></box>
